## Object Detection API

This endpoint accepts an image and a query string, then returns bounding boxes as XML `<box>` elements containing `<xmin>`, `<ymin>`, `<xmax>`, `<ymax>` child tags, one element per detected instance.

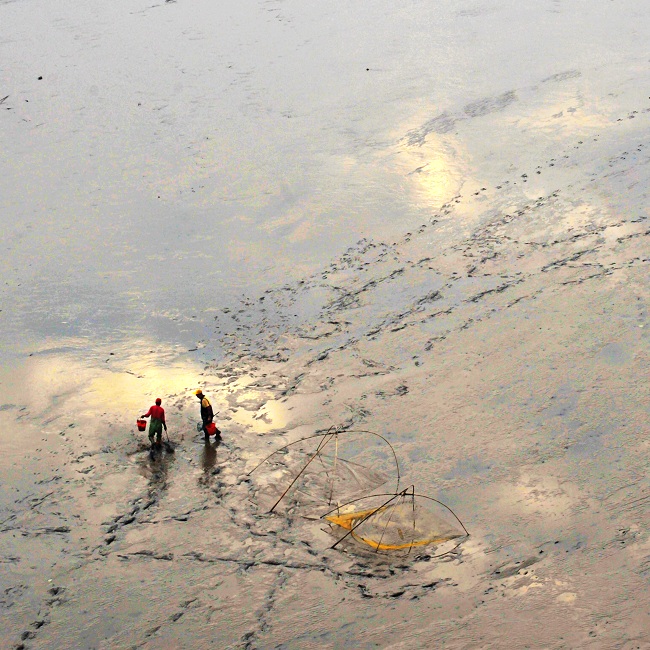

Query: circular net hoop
<box><xmin>324</xmin><ymin>490</ymin><xmax>468</xmax><ymax>554</ymax></box>
<box><xmin>248</xmin><ymin>430</ymin><xmax>400</xmax><ymax>513</ymax></box>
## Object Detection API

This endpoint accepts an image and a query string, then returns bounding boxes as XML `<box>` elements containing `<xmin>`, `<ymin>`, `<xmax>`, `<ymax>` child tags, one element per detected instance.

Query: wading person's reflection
<box><xmin>199</xmin><ymin>437</ymin><xmax>221</xmax><ymax>485</ymax></box>
<box><xmin>139</xmin><ymin>447</ymin><xmax>174</xmax><ymax>498</ymax></box>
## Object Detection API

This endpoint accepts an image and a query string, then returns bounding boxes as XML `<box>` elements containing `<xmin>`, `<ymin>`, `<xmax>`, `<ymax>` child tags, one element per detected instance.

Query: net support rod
<box><xmin>268</xmin><ymin>433</ymin><xmax>334</xmax><ymax>514</ymax></box>
<box><xmin>373</xmin><ymin>491</ymin><xmax>403</xmax><ymax>553</ymax></box>
<box><xmin>328</xmin><ymin>434</ymin><xmax>339</xmax><ymax>506</ymax></box>
<box><xmin>246</xmin><ymin>426</ymin><xmax>337</xmax><ymax>477</ymax></box>
<box><xmin>330</xmin><ymin>486</ymin><xmax>415</xmax><ymax>550</ymax></box>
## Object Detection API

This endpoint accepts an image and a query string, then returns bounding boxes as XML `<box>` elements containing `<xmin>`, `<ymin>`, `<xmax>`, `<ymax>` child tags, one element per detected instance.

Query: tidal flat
<box><xmin>1</xmin><ymin>1</ymin><xmax>649</xmax><ymax>648</ymax></box>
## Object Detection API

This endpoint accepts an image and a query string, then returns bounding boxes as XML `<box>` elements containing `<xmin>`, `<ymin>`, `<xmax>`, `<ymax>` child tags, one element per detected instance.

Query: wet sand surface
<box><xmin>1</xmin><ymin>1</ymin><xmax>649</xmax><ymax>648</ymax></box>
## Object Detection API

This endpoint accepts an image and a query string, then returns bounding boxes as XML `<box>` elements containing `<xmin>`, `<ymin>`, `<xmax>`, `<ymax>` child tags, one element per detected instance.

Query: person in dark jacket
<box><xmin>141</xmin><ymin>398</ymin><xmax>167</xmax><ymax>447</ymax></box>
<box><xmin>195</xmin><ymin>390</ymin><xmax>219</xmax><ymax>440</ymax></box>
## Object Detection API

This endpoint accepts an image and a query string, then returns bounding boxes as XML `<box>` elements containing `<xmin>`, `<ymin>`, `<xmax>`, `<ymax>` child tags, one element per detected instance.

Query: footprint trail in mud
<box><xmin>211</xmin><ymin>109</ymin><xmax>650</xmax><ymax>401</ymax></box>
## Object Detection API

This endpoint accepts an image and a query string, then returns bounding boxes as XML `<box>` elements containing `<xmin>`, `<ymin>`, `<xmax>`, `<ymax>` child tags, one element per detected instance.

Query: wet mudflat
<box><xmin>1</xmin><ymin>0</ymin><xmax>650</xmax><ymax>648</ymax></box>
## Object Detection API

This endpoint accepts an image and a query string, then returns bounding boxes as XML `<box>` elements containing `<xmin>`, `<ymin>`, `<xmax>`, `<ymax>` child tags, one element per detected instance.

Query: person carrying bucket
<box><xmin>195</xmin><ymin>390</ymin><xmax>219</xmax><ymax>440</ymax></box>
<box><xmin>141</xmin><ymin>398</ymin><xmax>167</xmax><ymax>447</ymax></box>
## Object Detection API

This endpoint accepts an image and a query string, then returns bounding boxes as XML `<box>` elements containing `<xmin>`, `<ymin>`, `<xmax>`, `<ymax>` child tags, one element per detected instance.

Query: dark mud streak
<box><xmin>119</xmin><ymin>550</ymin><xmax>174</xmax><ymax>561</ymax></box>
<box><xmin>11</xmin><ymin>586</ymin><xmax>66</xmax><ymax>649</ymax></box>
<box><xmin>182</xmin><ymin>551</ymin><xmax>317</xmax><ymax>572</ymax></box>
<box><xmin>327</xmin><ymin>268</ymin><xmax>405</xmax><ymax>312</ymax></box>
<box><xmin>404</xmin><ymin>112</ymin><xmax>458</xmax><ymax>145</ymax></box>
<box><xmin>466</xmin><ymin>279</ymin><xmax>525</xmax><ymax>304</ymax></box>
<box><xmin>463</xmin><ymin>91</ymin><xmax>517</xmax><ymax>118</ymax></box>
<box><xmin>492</xmin><ymin>555</ymin><xmax>541</xmax><ymax>578</ymax></box>
<box><xmin>542</xmin><ymin>69</ymin><xmax>582</xmax><ymax>83</ymax></box>
<box><xmin>403</xmin><ymin>91</ymin><xmax>517</xmax><ymax>147</ymax></box>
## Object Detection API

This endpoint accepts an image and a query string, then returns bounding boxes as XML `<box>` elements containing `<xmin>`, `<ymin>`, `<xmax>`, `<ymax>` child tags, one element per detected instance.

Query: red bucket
<box><xmin>136</xmin><ymin>419</ymin><xmax>147</xmax><ymax>432</ymax></box>
<box><xmin>205</xmin><ymin>422</ymin><xmax>217</xmax><ymax>436</ymax></box>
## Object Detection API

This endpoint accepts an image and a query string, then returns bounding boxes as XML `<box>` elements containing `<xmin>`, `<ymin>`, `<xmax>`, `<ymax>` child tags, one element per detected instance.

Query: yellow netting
<box><xmin>325</xmin><ymin>507</ymin><xmax>388</xmax><ymax>528</ymax></box>
<box><xmin>247</xmin><ymin>432</ymin><xmax>468</xmax><ymax>554</ymax></box>
<box><xmin>325</xmin><ymin>499</ymin><xmax>462</xmax><ymax>551</ymax></box>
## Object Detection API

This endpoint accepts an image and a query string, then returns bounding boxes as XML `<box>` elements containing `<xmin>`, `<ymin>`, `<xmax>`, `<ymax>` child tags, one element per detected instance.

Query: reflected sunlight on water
<box><xmin>226</xmin><ymin>392</ymin><xmax>289</xmax><ymax>434</ymax></box>
<box><xmin>393</xmin><ymin>127</ymin><xmax>467</xmax><ymax>209</ymax></box>
<box><xmin>0</xmin><ymin>338</ymin><xmax>208</xmax><ymax>419</ymax></box>
<box><xmin>212</xmin><ymin>373</ymin><xmax>291</xmax><ymax>434</ymax></box>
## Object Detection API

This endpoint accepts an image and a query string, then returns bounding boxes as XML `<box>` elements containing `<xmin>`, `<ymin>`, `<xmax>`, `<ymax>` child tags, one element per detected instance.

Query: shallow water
<box><xmin>2</xmin><ymin>0</ymin><xmax>650</xmax><ymax>648</ymax></box>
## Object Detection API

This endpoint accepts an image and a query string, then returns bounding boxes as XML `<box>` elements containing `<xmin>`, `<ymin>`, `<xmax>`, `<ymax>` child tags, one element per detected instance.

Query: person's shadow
<box><xmin>137</xmin><ymin>445</ymin><xmax>175</xmax><ymax>498</ymax></box>
<box><xmin>198</xmin><ymin>436</ymin><xmax>222</xmax><ymax>486</ymax></box>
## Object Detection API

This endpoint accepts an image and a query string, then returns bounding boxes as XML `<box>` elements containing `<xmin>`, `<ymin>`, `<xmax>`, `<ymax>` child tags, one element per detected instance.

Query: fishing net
<box><xmin>248</xmin><ymin>430</ymin><xmax>400</xmax><ymax>514</ymax></box>
<box><xmin>247</xmin><ymin>430</ymin><xmax>469</xmax><ymax>556</ymax></box>
<box><xmin>257</xmin><ymin>454</ymin><xmax>390</xmax><ymax>511</ymax></box>
<box><xmin>324</xmin><ymin>489</ymin><xmax>467</xmax><ymax>554</ymax></box>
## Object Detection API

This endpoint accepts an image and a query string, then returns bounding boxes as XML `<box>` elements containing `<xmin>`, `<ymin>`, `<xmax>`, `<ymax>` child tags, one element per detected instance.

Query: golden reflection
<box><xmin>1</xmin><ymin>337</ymin><xmax>292</xmax><ymax>438</ymax></box>
<box><xmin>1</xmin><ymin>338</ymin><xmax>206</xmax><ymax>420</ymax></box>
<box><xmin>222</xmin><ymin>376</ymin><xmax>289</xmax><ymax>434</ymax></box>
<box><xmin>228</xmin><ymin>397</ymin><xmax>288</xmax><ymax>434</ymax></box>
<box><xmin>90</xmin><ymin>363</ymin><xmax>197</xmax><ymax>412</ymax></box>
<box><xmin>393</xmin><ymin>123</ymin><xmax>467</xmax><ymax>209</ymax></box>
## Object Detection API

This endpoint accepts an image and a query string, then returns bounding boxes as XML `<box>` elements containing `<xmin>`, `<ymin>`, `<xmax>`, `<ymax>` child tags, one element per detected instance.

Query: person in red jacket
<box><xmin>141</xmin><ymin>398</ymin><xmax>167</xmax><ymax>447</ymax></box>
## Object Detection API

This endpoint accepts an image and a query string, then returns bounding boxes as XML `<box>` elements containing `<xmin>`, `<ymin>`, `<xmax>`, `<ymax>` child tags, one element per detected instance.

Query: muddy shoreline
<box><xmin>2</xmin><ymin>0</ymin><xmax>650</xmax><ymax>648</ymax></box>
